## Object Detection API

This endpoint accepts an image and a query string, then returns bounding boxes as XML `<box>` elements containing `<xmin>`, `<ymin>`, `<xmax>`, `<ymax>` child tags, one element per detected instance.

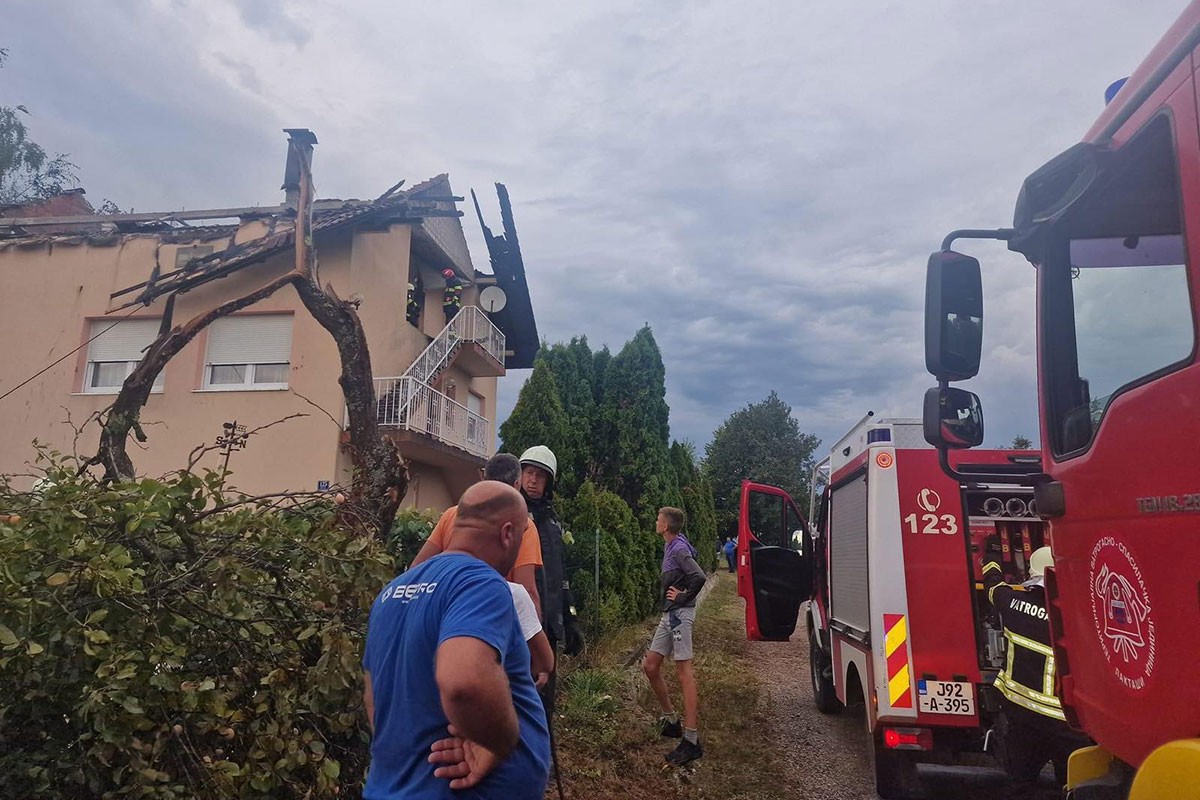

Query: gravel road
<box><xmin>746</xmin><ymin>604</ymin><xmax>1062</xmax><ymax>800</ymax></box>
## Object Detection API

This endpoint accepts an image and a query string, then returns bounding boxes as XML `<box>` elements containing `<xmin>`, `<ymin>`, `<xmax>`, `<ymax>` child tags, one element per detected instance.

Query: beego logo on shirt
<box><xmin>380</xmin><ymin>581</ymin><xmax>439</xmax><ymax>604</ymax></box>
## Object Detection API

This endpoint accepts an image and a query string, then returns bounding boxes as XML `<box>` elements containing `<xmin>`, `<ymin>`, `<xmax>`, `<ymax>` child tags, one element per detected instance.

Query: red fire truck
<box><xmin>920</xmin><ymin>4</ymin><xmax>1200</xmax><ymax>796</ymax></box>
<box><xmin>737</xmin><ymin>415</ymin><xmax>1046</xmax><ymax>798</ymax></box>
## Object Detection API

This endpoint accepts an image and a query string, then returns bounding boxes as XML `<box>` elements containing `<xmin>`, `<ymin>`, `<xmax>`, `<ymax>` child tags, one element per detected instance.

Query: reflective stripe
<box><xmin>1007</xmin><ymin>630</ymin><xmax>1054</xmax><ymax>657</ymax></box>
<box><xmin>1044</xmin><ymin>656</ymin><xmax>1056</xmax><ymax>697</ymax></box>
<box><xmin>997</xmin><ymin>671</ymin><xmax>1062</xmax><ymax>708</ymax></box>
<box><xmin>997</xmin><ymin>679</ymin><xmax>1067</xmax><ymax>720</ymax></box>
<box><xmin>885</xmin><ymin>616</ymin><xmax>907</xmax><ymax>656</ymax></box>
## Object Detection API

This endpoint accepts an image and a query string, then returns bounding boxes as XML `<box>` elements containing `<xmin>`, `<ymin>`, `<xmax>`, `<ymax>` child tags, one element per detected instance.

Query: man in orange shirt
<box><xmin>410</xmin><ymin>453</ymin><xmax>543</xmax><ymax>618</ymax></box>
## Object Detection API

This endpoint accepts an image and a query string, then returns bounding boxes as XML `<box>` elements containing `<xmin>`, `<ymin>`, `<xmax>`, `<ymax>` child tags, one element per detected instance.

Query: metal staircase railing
<box><xmin>362</xmin><ymin>306</ymin><xmax>503</xmax><ymax>458</ymax></box>
<box><xmin>401</xmin><ymin>306</ymin><xmax>504</xmax><ymax>386</ymax></box>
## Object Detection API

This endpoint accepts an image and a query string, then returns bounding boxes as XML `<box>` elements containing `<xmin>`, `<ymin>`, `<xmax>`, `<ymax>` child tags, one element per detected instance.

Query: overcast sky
<box><xmin>3</xmin><ymin>0</ymin><xmax>1187</xmax><ymax>452</ymax></box>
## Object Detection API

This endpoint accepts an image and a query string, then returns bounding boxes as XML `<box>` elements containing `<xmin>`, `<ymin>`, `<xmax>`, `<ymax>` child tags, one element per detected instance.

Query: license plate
<box><xmin>916</xmin><ymin>680</ymin><xmax>975</xmax><ymax>715</ymax></box>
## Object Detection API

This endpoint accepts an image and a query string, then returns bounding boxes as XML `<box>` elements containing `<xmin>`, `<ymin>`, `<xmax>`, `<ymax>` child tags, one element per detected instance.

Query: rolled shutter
<box><xmin>88</xmin><ymin>318</ymin><xmax>161</xmax><ymax>362</ymax></box>
<box><xmin>206</xmin><ymin>314</ymin><xmax>293</xmax><ymax>365</ymax></box>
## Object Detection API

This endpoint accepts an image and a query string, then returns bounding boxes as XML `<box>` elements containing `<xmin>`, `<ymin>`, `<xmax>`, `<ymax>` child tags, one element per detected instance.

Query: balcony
<box><xmin>372</xmin><ymin>376</ymin><xmax>491</xmax><ymax>461</ymax></box>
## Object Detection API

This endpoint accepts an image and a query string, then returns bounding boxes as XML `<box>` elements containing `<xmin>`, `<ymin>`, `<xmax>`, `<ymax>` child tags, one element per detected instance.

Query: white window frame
<box><xmin>201</xmin><ymin>314</ymin><xmax>293</xmax><ymax>392</ymax></box>
<box><xmin>82</xmin><ymin>318</ymin><xmax>164</xmax><ymax>395</ymax></box>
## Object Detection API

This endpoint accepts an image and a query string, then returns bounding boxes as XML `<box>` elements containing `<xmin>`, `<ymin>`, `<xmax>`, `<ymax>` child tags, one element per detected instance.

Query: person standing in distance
<box><xmin>442</xmin><ymin>268</ymin><xmax>463</xmax><ymax>323</ymax></box>
<box><xmin>643</xmin><ymin>506</ymin><xmax>707</xmax><ymax>766</ymax></box>
<box><xmin>362</xmin><ymin>481</ymin><xmax>550</xmax><ymax>798</ymax></box>
<box><xmin>518</xmin><ymin>445</ymin><xmax>584</xmax><ymax>724</ymax></box>
<box><xmin>410</xmin><ymin>453</ymin><xmax>543</xmax><ymax>619</ymax></box>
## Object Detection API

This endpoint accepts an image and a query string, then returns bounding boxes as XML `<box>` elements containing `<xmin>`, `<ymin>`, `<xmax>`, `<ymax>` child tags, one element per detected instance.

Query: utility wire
<box><xmin>0</xmin><ymin>305</ymin><xmax>142</xmax><ymax>404</ymax></box>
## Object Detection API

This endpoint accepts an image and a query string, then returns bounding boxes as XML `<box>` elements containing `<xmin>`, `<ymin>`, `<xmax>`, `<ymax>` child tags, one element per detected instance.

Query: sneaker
<box><xmin>665</xmin><ymin>738</ymin><xmax>703</xmax><ymax>766</ymax></box>
<box><xmin>657</xmin><ymin>717</ymin><xmax>683</xmax><ymax>738</ymax></box>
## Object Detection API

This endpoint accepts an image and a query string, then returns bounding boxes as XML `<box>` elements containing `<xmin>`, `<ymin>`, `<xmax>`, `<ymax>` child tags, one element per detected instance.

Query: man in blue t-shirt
<box><xmin>362</xmin><ymin>481</ymin><xmax>550</xmax><ymax>798</ymax></box>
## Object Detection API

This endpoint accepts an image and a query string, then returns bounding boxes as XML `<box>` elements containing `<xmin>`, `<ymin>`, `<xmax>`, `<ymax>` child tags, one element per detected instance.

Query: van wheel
<box><xmin>869</xmin><ymin>731</ymin><xmax>925</xmax><ymax>799</ymax></box>
<box><xmin>808</xmin><ymin>621</ymin><xmax>842</xmax><ymax>715</ymax></box>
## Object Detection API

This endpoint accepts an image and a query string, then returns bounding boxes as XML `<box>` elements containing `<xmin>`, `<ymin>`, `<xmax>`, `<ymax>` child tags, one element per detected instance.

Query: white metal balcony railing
<box><xmin>403</xmin><ymin>306</ymin><xmax>505</xmax><ymax>386</ymax></box>
<box><xmin>373</xmin><ymin>376</ymin><xmax>491</xmax><ymax>458</ymax></box>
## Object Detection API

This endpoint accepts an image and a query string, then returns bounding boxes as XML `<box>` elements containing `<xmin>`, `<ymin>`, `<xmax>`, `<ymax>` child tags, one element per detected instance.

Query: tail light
<box><xmin>882</xmin><ymin>727</ymin><xmax>933</xmax><ymax>751</ymax></box>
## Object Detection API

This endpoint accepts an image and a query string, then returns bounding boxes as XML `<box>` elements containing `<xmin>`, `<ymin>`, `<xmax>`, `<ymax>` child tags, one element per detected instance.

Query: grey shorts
<box><xmin>648</xmin><ymin>607</ymin><xmax>695</xmax><ymax>661</ymax></box>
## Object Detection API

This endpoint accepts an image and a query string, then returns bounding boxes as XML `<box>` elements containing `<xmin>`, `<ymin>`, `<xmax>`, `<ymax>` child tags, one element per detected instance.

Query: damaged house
<box><xmin>0</xmin><ymin>148</ymin><xmax>538</xmax><ymax>509</ymax></box>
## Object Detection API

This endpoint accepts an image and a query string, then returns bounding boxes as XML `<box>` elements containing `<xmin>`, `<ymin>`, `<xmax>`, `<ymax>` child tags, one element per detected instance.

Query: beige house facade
<box><xmin>0</xmin><ymin>175</ymin><xmax>538</xmax><ymax>511</ymax></box>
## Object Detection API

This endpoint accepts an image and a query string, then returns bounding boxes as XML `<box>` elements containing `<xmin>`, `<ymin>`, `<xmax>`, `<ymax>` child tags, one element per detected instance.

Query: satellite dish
<box><xmin>480</xmin><ymin>285</ymin><xmax>508</xmax><ymax>313</ymax></box>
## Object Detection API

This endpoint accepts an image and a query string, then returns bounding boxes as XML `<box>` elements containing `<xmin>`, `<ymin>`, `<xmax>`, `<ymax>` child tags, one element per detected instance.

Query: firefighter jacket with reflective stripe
<box><xmin>983</xmin><ymin>560</ymin><xmax>1065</xmax><ymax>721</ymax></box>
<box><xmin>443</xmin><ymin>277</ymin><xmax>463</xmax><ymax>310</ymax></box>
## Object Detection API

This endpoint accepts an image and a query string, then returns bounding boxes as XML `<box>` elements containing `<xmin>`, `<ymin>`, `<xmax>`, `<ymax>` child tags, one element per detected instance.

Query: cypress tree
<box><xmin>597</xmin><ymin>326</ymin><xmax>678</xmax><ymax>527</ymax></box>
<box><xmin>498</xmin><ymin>359</ymin><xmax>570</xmax><ymax>469</ymax></box>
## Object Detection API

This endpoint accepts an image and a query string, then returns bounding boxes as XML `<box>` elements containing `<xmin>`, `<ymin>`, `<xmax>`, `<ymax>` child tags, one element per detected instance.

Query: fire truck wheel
<box><xmin>869</xmin><ymin>731</ymin><xmax>924</xmax><ymax>800</ymax></box>
<box><xmin>808</xmin><ymin>622</ymin><xmax>841</xmax><ymax>715</ymax></box>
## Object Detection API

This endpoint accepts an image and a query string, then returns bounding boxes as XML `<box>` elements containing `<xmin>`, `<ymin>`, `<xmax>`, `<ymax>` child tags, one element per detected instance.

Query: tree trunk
<box><xmin>293</xmin><ymin>277</ymin><xmax>407</xmax><ymax>539</ymax></box>
<box><xmin>90</xmin><ymin>272</ymin><xmax>299</xmax><ymax>481</ymax></box>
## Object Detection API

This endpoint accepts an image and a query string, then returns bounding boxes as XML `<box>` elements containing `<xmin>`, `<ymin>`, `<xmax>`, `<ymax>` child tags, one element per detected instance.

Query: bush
<box><xmin>385</xmin><ymin>506</ymin><xmax>438</xmax><ymax>571</ymax></box>
<box><xmin>0</xmin><ymin>457</ymin><xmax>393</xmax><ymax>799</ymax></box>
<box><xmin>565</xmin><ymin>482</ymin><xmax>661</xmax><ymax>635</ymax></box>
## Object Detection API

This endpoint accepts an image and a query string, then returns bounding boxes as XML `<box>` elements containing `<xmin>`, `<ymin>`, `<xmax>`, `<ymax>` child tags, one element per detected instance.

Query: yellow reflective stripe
<box><xmin>997</xmin><ymin>680</ymin><xmax>1067</xmax><ymax>720</ymax></box>
<box><xmin>888</xmin><ymin>667</ymin><xmax>911</xmax><ymax>706</ymax></box>
<box><xmin>1045</xmin><ymin>656</ymin><xmax>1056</xmax><ymax>697</ymax></box>
<box><xmin>1007</xmin><ymin>630</ymin><xmax>1054</xmax><ymax>657</ymax></box>
<box><xmin>997</xmin><ymin>672</ymin><xmax>1062</xmax><ymax>708</ymax></box>
<box><xmin>982</xmin><ymin>561</ymin><xmax>1002</xmax><ymax>575</ymax></box>
<box><xmin>885</xmin><ymin>616</ymin><xmax>907</xmax><ymax>656</ymax></box>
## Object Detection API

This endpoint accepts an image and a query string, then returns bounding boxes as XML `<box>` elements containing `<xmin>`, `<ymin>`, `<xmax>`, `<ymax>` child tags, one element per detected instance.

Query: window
<box><xmin>747</xmin><ymin>490</ymin><xmax>786</xmax><ymax>548</ymax></box>
<box><xmin>1043</xmin><ymin>116</ymin><xmax>1196</xmax><ymax>455</ymax></box>
<box><xmin>203</xmin><ymin>314</ymin><xmax>293</xmax><ymax>390</ymax></box>
<box><xmin>175</xmin><ymin>245</ymin><xmax>213</xmax><ymax>269</ymax></box>
<box><xmin>83</xmin><ymin>318</ymin><xmax>164</xmax><ymax>393</ymax></box>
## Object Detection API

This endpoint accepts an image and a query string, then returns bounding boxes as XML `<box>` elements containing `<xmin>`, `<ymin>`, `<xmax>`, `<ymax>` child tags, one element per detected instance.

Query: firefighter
<box><xmin>441</xmin><ymin>268</ymin><xmax>462</xmax><ymax>323</ymax></box>
<box><xmin>405</xmin><ymin>281</ymin><xmax>421</xmax><ymax>327</ymax></box>
<box><xmin>518</xmin><ymin>445</ymin><xmax>584</xmax><ymax>726</ymax></box>
<box><xmin>984</xmin><ymin>541</ymin><xmax>1090</xmax><ymax>785</ymax></box>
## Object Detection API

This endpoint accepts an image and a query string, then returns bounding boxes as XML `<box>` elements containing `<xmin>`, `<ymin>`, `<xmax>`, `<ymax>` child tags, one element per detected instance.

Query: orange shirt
<box><xmin>427</xmin><ymin>505</ymin><xmax>543</xmax><ymax>580</ymax></box>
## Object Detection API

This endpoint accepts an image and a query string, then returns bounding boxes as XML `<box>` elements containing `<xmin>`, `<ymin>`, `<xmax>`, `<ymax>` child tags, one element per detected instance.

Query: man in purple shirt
<box><xmin>642</xmin><ymin>506</ymin><xmax>707</xmax><ymax>766</ymax></box>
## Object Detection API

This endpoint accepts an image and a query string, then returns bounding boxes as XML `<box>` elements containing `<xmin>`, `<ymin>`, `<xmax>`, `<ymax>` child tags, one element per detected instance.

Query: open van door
<box><xmin>737</xmin><ymin>480</ymin><xmax>812</xmax><ymax>641</ymax></box>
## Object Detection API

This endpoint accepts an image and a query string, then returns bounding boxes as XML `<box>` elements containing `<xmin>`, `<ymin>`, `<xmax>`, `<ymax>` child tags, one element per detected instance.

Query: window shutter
<box><xmin>88</xmin><ymin>318</ymin><xmax>161</xmax><ymax>362</ymax></box>
<box><xmin>206</xmin><ymin>314</ymin><xmax>293</xmax><ymax>365</ymax></box>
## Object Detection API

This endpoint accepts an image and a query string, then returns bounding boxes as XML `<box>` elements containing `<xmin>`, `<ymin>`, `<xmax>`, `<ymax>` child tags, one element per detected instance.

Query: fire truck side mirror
<box><xmin>923</xmin><ymin>386</ymin><xmax>985</xmax><ymax>449</ymax></box>
<box><xmin>925</xmin><ymin>251</ymin><xmax>983</xmax><ymax>381</ymax></box>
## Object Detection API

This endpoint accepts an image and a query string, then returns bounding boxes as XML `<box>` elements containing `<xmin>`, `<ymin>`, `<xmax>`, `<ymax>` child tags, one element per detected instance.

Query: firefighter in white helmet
<box><xmin>518</xmin><ymin>445</ymin><xmax>584</xmax><ymax>726</ymax></box>
<box><xmin>983</xmin><ymin>541</ymin><xmax>1090</xmax><ymax>785</ymax></box>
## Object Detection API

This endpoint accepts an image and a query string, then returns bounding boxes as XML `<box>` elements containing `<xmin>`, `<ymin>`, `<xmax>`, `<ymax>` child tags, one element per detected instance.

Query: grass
<box><xmin>551</xmin><ymin>572</ymin><xmax>789</xmax><ymax>800</ymax></box>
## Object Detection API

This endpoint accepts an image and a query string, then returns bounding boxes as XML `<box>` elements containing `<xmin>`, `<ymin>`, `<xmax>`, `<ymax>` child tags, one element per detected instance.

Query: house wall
<box><xmin>0</xmin><ymin>220</ymin><xmax>500</xmax><ymax>504</ymax></box>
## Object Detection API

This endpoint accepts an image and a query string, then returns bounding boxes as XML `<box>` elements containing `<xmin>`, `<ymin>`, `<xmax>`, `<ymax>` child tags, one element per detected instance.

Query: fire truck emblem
<box><xmin>917</xmin><ymin>489</ymin><xmax>941</xmax><ymax>513</ymax></box>
<box><xmin>1089</xmin><ymin>536</ymin><xmax>1156</xmax><ymax>691</ymax></box>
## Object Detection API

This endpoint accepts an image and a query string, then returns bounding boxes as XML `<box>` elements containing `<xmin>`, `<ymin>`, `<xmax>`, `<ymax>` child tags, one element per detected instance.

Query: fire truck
<box><xmin>736</xmin><ymin>415</ymin><xmax>1047</xmax><ymax>798</ymax></box>
<box><xmin>920</xmin><ymin>3</ymin><xmax>1200</xmax><ymax>796</ymax></box>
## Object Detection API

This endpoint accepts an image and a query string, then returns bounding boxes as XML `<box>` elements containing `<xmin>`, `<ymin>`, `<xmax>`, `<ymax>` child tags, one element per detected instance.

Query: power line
<box><xmin>0</xmin><ymin>306</ymin><xmax>142</xmax><ymax>404</ymax></box>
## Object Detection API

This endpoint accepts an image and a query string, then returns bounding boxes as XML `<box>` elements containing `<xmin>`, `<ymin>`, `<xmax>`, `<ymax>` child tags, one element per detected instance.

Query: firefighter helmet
<box><xmin>442</xmin><ymin>268</ymin><xmax>456</xmax><ymax>279</ymax></box>
<box><xmin>519</xmin><ymin>445</ymin><xmax>557</xmax><ymax>480</ymax></box>
<box><xmin>1029</xmin><ymin>546</ymin><xmax>1054</xmax><ymax>579</ymax></box>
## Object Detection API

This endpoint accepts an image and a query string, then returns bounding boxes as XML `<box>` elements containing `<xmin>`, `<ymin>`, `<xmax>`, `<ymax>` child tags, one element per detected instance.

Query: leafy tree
<box><xmin>1009</xmin><ymin>434</ymin><xmax>1034</xmax><ymax>450</ymax></box>
<box><xmin>0</xmin><ymin>49</ymin><xmax>79</xmax><ymax>205</ymax></box>
<box><xmin>498</xmin><ymin>359</ymin><xmax>570</xmax><ymax>472</ymax></box>
<box><xmin>705</xmin><ymin>391</ymin><xmax>821</xmax><ymax>537</ymax></box>
<box><xmin>536</xmin><ymin>337</ymin><xmax>597</xmax><ymax>496</ymax></box>
<box><xmin>596</xmin><ymin>326</ymin><xmax>678</xmax><ymax>527</ymax></box>
<box><xmin>0</xmin><ymin>453</ymin><xmax>392</xmax><ymax>798</ymax></box>
<box><xmin>671</xmin><ymin>440</ymin><xmax>719</xmax><ymax>571</ymax></box>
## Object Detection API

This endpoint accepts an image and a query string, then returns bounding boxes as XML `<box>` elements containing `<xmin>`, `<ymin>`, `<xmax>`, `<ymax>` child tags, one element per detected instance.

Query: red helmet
<box><xmin>442</xmin><ymin>269</ymin><xmax>455</xmax><ymax>279</ymax></box>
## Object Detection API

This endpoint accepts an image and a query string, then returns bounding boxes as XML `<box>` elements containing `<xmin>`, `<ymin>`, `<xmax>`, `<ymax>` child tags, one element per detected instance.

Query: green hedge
<box><xmin>0</xmin><ymin>460</ymin><xmax>393</xmax><ymax>799</ymax></box>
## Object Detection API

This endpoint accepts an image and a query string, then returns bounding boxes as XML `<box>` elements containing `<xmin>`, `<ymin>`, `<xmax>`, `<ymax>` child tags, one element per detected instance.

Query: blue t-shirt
<box><xmin>362</xmin><ymin>553</ymin><xmax>550</xmax><ymax>799</ymax></box>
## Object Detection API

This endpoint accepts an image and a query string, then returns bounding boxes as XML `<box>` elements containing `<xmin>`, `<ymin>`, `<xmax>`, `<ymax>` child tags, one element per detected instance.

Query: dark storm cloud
<box><xmin>4</xmin><ymin>0</ymin><xmax>1185</xmax><ymax>451</ymax></box>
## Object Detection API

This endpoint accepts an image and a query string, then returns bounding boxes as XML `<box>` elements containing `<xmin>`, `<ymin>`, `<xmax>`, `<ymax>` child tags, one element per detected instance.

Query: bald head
<box><xmin>446</xmin><ymin>481</ymin><xmax>528</xmax><ymax>574</ymax></box>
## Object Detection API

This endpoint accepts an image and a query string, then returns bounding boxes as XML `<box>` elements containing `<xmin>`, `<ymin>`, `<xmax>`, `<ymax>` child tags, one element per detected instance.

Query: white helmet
<box><xmin>519</xmin><ymin>445</ymin><xmax>557</xmax><ymax>480</ymax></box>
<box><xmin>1028</xmin><ymin>546</ymin><xmax>1054</xmax><ymax>579</ymax></box>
